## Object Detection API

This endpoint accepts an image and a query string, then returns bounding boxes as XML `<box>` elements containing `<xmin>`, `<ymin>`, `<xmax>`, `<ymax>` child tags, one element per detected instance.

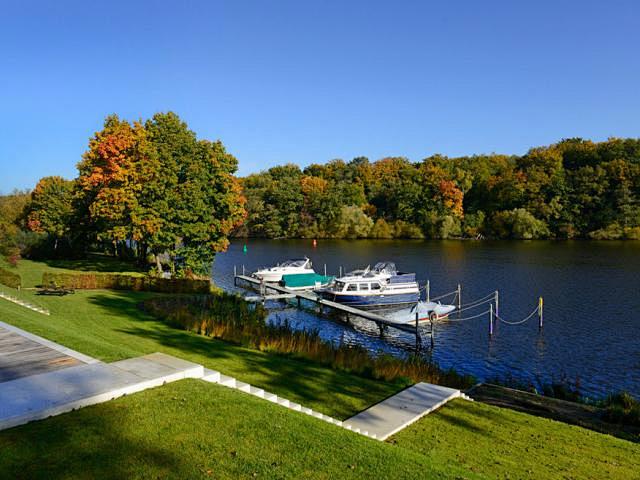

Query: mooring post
<box><xmin>489</xmin><ymin>303</ymin><xmax>494</xmax><ymax>337</ymax></box>
<box><xmin>426</xmin><ymin>280</ymin><xmax>430</xmax><ymax>302</ymax></box>
<box><xmin>324</xmin><ymin>263</ymin><xmax>327</xmax><ymax>276</ymax></box>
<box><xmin>242</xmin><ymin>264</ymin><xmax>245</xmax><ymax>276</ymax></box>
<box><xmin>233</xmin><ymin>265</ymin><xmax>237</xmax><ymax>286</ymax></box>
<box><xmin>339</xmin><ymin>266</ymin><xmax>343</xmax><ymax>277</ymax></box>
<box><xmin>538</xmin><ymin>296</ymin><xmax>544</xmax><ymax>330</ymax></box>
<box><xmin>457</xmin><ymin>284</ymin><xmax>462</xmax><ymax>310</ymax></box>
<box><xmin>430</xmin><ymin>320</ymin><xmax>435</xmax><ymax>348</ymax></box>
<box><xmin>495</xmin><ymin>290</ymin><xmax>499</xmax><ymax>318</ymax></box>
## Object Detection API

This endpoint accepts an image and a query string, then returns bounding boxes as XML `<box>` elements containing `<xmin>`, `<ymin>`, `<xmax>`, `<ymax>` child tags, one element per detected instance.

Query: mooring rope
<box><xmin>494</xmin><ymin>305</ymin><xmax>540</xmax><ymax>325</ymax></box>
<box><xmin>455</xmin><ymin>296</ymin><xmax>495</xmax><ymax>314</ymax></box>
<box><xmin>442</xmin><ymin>309</ymin><xmax>493</xmax><ymax>322</ymax></box>
<box><xmin>458</xmin><ymin>291</ymin><xmax>495</xmax><ymax>307</ymax></box>
<box><xmin>428</xmin><ymin>289</ymin><xmax>458</xmax><ymax>301</ymax></box>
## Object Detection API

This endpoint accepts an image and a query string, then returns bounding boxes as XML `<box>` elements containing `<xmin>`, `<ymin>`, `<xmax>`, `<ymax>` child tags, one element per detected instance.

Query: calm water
<box><xmin>212</xmin><ymin>239</ymin><xmax>640</xmax><ymax>398</ymax></box>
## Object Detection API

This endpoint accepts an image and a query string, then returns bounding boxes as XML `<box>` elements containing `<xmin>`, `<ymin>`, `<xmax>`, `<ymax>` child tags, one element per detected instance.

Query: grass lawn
<box><xmin>0</xmin><ymin>258</ymin><xmax>639</xmax><ymax>479</ymax></box>
<box><xmin>0</xmin><ymin>380</ymin><xmax>476</xmax><ymax>480</ymax></box>
<box><xmin>391</xmin><ymin>399</ymin><xmax>640</xmax><ymax>479</ymax></box>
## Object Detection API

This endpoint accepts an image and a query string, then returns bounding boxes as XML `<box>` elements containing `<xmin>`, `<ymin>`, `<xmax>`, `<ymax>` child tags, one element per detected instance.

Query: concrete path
<box><xmin>0</xmin><ymin>352</ymin><xmax>203</xmax><ymax>431</ymax></box>
<box><xmin>343</xmin><ymin>383</ymin><xmax>471</xmax><ymax>440</ymax></box>
<box><xmin>0</xmin><ymin>320</ymin><xmax>97</xmax><ymax>383</ymax></box>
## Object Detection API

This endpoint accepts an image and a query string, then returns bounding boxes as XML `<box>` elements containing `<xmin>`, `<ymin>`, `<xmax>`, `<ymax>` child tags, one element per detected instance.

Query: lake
<box><xmin>212</xmin><ymin>239</ymin><xmax>640</xmax><ymax>398</ymax></box>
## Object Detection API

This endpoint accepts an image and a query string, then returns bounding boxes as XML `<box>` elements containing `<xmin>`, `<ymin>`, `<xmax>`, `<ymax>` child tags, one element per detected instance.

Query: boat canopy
<box><xmin>372</xmin><ymin>261</ymin><xmax>397</xmax><ymax>276</ymax></box>
<box><xmin>279</xmin><ymin>258</ymin><xmax>311</xmax><ymax>268</ymax></box>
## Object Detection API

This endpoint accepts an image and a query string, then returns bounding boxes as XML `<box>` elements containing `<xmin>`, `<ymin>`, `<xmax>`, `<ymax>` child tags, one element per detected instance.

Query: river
<box><xmin>212</xmin><ymin>239</ymin><xmax>640</xmax><ymax>398</ymax></box>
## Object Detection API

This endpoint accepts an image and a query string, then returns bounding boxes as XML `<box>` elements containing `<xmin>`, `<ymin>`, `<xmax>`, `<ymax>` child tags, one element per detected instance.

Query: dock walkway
<box><xmin>235</xmin><ymin>274</ymin><xmax>433</xmax><ymax>336</ymax></box>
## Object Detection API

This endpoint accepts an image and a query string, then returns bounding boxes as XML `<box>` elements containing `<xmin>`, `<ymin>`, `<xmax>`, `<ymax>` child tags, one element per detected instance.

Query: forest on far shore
<box><xmin>238</xmin><ymin>138</ymin><xmax>640</xmax><ymax>240</ymax></box>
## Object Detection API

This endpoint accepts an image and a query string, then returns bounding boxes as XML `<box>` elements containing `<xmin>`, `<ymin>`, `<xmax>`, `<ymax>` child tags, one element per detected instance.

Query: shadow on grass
<box><xmin>0</xmin><ymin>402</ymin><xmax>187</xmax><ymax>480</ymax></box>
<box><xmin>84</xmin><ymin>291</ymin><xmax>405</xmax><ymax>419</ymax></box>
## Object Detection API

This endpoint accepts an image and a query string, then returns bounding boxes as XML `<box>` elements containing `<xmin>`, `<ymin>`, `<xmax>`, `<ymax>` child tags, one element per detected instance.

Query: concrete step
<box><xmin>235</xmin><ymin>381</ymin><xmax>251</xmax><ymax>393</ymax></box>
<box><xmin>218</xmin><ymin>374</ymin><xmax>236</xmax><ymax>388</ymax></box>
<box><xmin>201</xmin><ymin>369</ymin><xmax>221</xmax><ymax>383</ymax></box>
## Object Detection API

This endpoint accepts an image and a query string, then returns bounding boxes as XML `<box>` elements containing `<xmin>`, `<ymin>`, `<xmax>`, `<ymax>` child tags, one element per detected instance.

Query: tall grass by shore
<box><xmin>143</xmin><ymin>293</ymin><xmax>474</xmax><ymax>389</ymax></box>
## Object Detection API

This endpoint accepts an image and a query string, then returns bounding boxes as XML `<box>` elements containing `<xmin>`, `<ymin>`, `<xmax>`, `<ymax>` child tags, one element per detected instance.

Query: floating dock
<box><xmin>234</xmin><ymin>273</ymin><xmax>434</xmax><ymax>342</ymax></box>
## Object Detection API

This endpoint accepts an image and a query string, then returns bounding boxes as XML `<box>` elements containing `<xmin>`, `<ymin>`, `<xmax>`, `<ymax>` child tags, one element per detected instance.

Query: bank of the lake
<box><xmin>214</xmin><ymin>239</ymin><xmax>640</xmax><ymax>399</ymax></box>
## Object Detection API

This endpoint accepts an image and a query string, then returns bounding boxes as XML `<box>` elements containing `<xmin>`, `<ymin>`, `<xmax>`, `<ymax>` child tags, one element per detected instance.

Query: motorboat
<box><xmin>253</xmin><ymin>257</ymin><xmax>314</xmax><ymax>282</ymax></box>
<box><xmin>321</xmin><ymin>261</ymin><xmax>420</xmax><ymax>308</ymax></box>
<box><xmin>383</xmin><ymin>301</ymin><xmax>456</xmax><ymax>325</ymax></box>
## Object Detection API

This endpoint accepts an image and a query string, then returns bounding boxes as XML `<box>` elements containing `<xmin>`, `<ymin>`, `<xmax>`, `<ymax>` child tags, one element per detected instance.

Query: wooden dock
<box><xmin>234</xmin><ymin>274</ymin><xmax>434</xmax><ymax>341</ymax></box>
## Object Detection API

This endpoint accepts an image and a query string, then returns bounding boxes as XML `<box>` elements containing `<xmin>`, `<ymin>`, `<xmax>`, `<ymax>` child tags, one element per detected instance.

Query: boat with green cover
<box><xmin>280</xmin><ymin>273</ymin><xmax>334</xmax><ymax>291</ymax></box>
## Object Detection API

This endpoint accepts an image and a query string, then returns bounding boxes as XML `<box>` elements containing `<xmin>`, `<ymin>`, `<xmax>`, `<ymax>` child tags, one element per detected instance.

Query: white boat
<box><xmin>383</xmin><ymin>301</ymin><xmax>457</xmax><ymax>325</ymax></box>
<box><xmin>252</xmin><ymin>258</ymin><xmax>314</xmax><ymax>283</ymax></box>
<box><xmin>321</xmin><ymin>261</ymin><xmax>420</xmax><ymax>308</ymax></box>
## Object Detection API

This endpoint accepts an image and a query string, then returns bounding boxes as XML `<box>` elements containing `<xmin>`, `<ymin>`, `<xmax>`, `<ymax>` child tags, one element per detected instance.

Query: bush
<box><xmin>41</xmin><ymin>272</ymin><xmax>210</xmax><ymax>293</ymax></box>
<box><xmin>0</xmin><ymin>267</ymin><xmax>21</xmax><ymax>289</ymax></box>
<box><xmin>602</xmin><ymin>392</ymin><xmax>640</xmax><ymax>427</ymax></box>
<box><xmin>369</xmin><ymin>218</ymin><xmax>394</xmax><ymax>239</ymax></box>
<box><xmin>143</xmin><ymin>294</ymin><xmax>475</xmax><ymax>389</ymax></box>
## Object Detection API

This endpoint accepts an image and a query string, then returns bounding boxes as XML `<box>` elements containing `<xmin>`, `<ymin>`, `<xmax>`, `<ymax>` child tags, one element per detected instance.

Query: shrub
<box><xmin>41</xmin><ymin>272</ymin><xmax>210</xmax><ymax>293</ymax></box>
<box><xmin>0</xmin><ymin>267</ymin><xmax>21</xmax><ymax>289</ymax></box>
<box><xmin>143</xmin><ymin>294</ymin><xmax>475</xmax><ymax>389</ymax></box>
<box><xmin>602</xmin><ymin>392</ymin><xmax>640</xmax><ymax>427</ymax></box>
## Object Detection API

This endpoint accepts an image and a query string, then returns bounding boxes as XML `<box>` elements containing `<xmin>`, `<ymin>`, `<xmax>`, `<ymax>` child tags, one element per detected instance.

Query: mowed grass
<box><xmin>0</xmin><ymin>258</ymin><xmax>639</xmax><ymax>479</ymax></box>
<box><xmin>0</xmin><ymin>380</ymin><xmax>476</xmax><ymax>480</ymax></box>
<box><xmin>391</xmin><ymin>399</ymin><xmax>640</xmax><ymax>479</ymax></box>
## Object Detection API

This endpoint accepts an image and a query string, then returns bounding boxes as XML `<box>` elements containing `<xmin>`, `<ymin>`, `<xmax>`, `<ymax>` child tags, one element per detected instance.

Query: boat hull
<box><xmin>322</xmin><ymin>291</ymin><xmax>420</xmax><ymax>308</ymax></box>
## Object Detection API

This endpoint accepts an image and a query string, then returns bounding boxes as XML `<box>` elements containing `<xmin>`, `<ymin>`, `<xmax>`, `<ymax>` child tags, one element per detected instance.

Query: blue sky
<box><xmin>1</xmin><ymin>0</ymin><xmax>639</xmax><ymax>191</ymax></box>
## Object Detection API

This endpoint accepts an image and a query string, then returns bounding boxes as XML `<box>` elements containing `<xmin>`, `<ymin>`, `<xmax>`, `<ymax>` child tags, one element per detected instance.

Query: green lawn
<box><xmin>0</xmin><ymin>380</ymin><xmax>476</xmax><ymax>480</ymax></box>
<box><xmin>0</xmin><ymin>258</ymin><xmax>639</xmax><ymax>479</ymax></box>
<box><xmin>391</xmin><ymin>399</ymin><xmax>640</xmax><ymax>479</ymax></box>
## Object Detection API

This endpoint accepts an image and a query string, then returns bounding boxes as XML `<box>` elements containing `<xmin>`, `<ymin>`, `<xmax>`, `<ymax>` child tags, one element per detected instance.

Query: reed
<box><xmin>143</xmin><ymin>294</ymin><xmax>474</xmax><ymax>389</ymax></box>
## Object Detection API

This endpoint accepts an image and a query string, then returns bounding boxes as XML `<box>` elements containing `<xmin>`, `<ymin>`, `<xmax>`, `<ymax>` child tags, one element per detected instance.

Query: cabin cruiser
<box><xmin>383</xmin><ymin>301</ymin><xmax>456</xmax><ymax>325</ymax></box>
<box><xmin>253</xmin><ymin>258</ymin><xmax>314</xmax><ymax>282</ymax></box>
<box><xmin>321</xmin><ymin>261</ymin><xmax>420</xmax><ymax>308</ymax></box>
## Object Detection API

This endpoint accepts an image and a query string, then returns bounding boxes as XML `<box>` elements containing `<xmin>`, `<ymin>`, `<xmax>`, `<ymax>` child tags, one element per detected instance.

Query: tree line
<box><xmin>1</xmin><ymin>112</ymin><xmax>244</xmax><ymax>277</ymax></box>
<box><xmin>238</xmin><ymin>138</ymin><xmax>640</xmax><ymax>240</ymax></box>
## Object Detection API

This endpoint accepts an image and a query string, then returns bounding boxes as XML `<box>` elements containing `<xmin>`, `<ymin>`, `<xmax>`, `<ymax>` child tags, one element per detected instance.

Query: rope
<box><xmin>428</xmin><ymin>289</ymin><xmax>458</xmax><ymax>301</ymax></box>
<box><xmin>459</xmin><ymin>291</ymin><xmax>495</xmax><ymax>307</ymax></box>
<box><xmin>440</xmin><ymin>309</ymin><xmax>492</xmax><ymax>322</ymax></box>
<box><xmin>455</xmin><ymin>296</ymin><xmax>495</xmax><ymax>314</ymax></box>
<box><xmin>495</xmin><ymin>305</ymin><xmax>540</xmax><ymax>325</ymax></box>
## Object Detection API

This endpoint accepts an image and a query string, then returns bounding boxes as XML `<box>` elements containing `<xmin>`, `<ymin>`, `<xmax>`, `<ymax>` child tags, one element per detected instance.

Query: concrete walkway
<box><xmin>343</xmin><ymin>383</ymin><xmax>472</xmax><ymax>440</ymax></box>
<box><xmin>0</xmin><ymin>352</ymin><xmax>203</xmax><ymax>431</ymax></box>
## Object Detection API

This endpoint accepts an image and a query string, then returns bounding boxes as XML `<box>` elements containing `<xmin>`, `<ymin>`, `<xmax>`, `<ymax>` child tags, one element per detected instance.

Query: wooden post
<box><xmin>538</xmin><ymin>296</ymin><xmax>544</xmax><ymax>330</ymax></box>
<box><xmin>495</xmin><ymin>290</ymin><xmax>499</xmax><ymax>318</ymax></box>
<box><xmin>426</xmin><ymin>280</ymin><xmax>430</xmax><ymax>302</ymax></box>
<box><xmin>457</xmin><ymin>284</ymin><xmax>462</xmax><ymax>310</ymax></box>
<box><xmin>489</xmin><ymin>303</ymin><xmax>494</xmax><ymax>337</ymax></box>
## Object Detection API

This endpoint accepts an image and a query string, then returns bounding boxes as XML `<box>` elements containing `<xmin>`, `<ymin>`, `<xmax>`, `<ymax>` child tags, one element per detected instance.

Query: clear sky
<box><xmin>1</xmin><ymin>0</ymin><xmax>639</xmax><ymax>192</ymax></box>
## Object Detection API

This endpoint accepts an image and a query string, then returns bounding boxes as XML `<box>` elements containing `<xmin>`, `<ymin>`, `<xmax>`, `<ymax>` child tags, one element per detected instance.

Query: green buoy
<box><xmin>243</xmin><ymin>244</ymin><xmax>247</xmax><ymax>254</ymax></box>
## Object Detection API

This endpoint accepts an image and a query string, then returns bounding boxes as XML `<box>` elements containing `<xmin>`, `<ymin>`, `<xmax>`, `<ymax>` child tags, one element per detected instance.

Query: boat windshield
<box><xmin>373</xmin><ymin>261</ymin><xmax>397</xmax><ymax>275</ymax></box>
<box><xmin>280</xmin><ymin>258</ymin><xmax>308</xmax><ymax>268</ymax></box>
